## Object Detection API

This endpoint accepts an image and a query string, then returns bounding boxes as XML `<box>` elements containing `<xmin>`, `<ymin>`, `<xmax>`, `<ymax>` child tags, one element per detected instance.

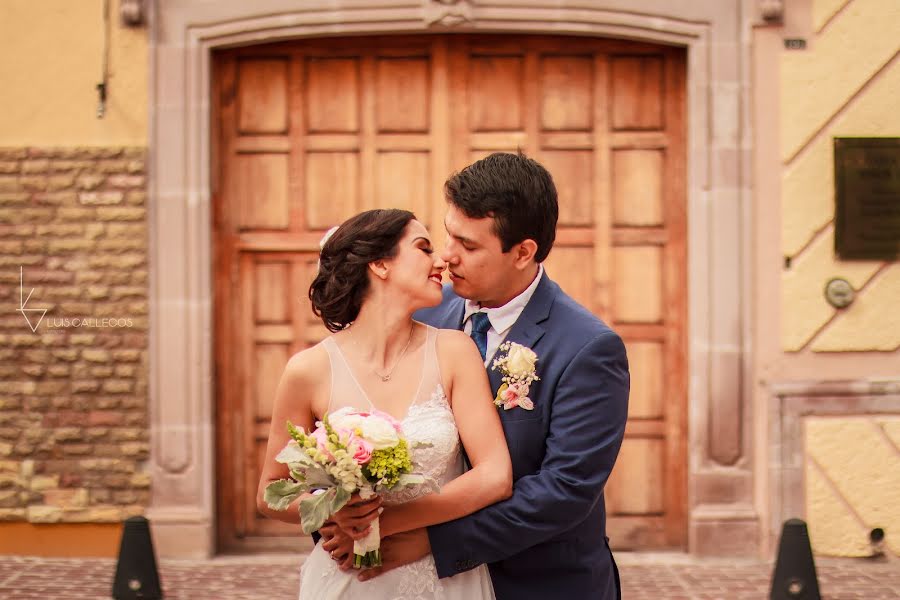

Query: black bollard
<box><xmin>112</xmin><ymin>516</ymin><xmax>164</xmax><ymax>599</ymax></box>
<box><xmin>769</xmin><ymin>518</ymin><xmax>821</xmax><ymax>600</ymax></box>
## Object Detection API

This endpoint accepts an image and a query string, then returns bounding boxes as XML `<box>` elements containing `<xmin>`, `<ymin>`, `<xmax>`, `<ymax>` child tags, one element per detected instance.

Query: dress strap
<box><xmin>320</xmin><ymin>336</ymin><xmax>371</xmax><ymax>414</ymax></box>
<box><xmin>410</xmin><ymin>325</ymin><xmax>445</xmax><ymax>406</ymax></box>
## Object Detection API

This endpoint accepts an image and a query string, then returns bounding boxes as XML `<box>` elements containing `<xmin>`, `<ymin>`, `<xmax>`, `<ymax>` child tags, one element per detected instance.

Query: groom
<box><xmin>362</xmin><ymin>152</ymin><xmax>630</xmax><ymax>599</ymax></box>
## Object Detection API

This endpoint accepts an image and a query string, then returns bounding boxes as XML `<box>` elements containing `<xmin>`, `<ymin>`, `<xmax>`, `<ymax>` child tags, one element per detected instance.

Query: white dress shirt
<box><xmin>463</xmin><ymin>265</ymin><xmax>544</xmax><ymax>365</ymax></box>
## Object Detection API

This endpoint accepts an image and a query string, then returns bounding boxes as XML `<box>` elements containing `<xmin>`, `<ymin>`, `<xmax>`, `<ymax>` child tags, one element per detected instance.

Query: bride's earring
<box><xmin>368</xmin><ymin>260</ymin><xmax>389</xmax><ymax>280</ymax></box>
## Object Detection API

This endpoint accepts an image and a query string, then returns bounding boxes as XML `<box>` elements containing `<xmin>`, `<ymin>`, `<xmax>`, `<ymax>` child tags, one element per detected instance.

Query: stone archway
<box><xmin>148</xmin><ymin>0</ymin><xmax>757</xmax><ymax>558</ymax></box>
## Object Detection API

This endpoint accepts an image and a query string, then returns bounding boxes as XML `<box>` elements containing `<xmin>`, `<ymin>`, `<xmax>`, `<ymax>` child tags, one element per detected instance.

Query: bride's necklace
<box><xmin>352</xmin><ymin>323</ymin><xmax>415</xmax><ymax>382</ymax></box>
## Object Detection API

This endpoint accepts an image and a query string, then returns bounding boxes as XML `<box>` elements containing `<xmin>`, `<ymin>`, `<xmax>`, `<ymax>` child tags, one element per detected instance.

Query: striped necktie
<box><xmin>469</xmin><ymin>312</ymin><xmax>491</xmax><ymax>361</ymax></box>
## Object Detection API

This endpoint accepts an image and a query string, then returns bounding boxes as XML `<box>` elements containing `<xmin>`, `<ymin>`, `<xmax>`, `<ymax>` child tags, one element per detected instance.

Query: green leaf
<box><xmin>330</xmin><ymin>486</ymin><xmax>352</xmax><ymax>515</ymax></box>
<box><xmin>300</xmin><ymin>488</ymin><xmax>336</xmax><ymax>534</ymax></box>
<box><xmin>275</xmin><ymin>441</ymin><xmax>311</xmax><ymax>465</ymax></box>
<box><xmin>299</xmin><ymin>462</ymin><xmax>334</xmax><ymax>489</ymax></box>
<box><xmin>264</xmin><ymin>479</ymin><xmax>307</xmax><ymax>511</ymax></box>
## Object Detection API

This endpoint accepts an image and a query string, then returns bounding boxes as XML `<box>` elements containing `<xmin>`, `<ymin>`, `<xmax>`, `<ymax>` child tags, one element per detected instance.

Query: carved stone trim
<box><xmin>150</xmin><ymin>0</ymin><xmax>755</xmax><ymax>558</ymax></box>
<box><xmin>424</xmin><ymin>0</ymin><xmax>472</xmax><ymax>28</ymax></box>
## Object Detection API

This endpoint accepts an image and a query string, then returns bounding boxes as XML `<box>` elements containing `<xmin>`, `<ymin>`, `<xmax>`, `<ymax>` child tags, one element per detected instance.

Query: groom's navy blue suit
<box><xmin>416</xmin><ymin>272</ymin><xmax>629</xmax><ymax>600</ymax></box>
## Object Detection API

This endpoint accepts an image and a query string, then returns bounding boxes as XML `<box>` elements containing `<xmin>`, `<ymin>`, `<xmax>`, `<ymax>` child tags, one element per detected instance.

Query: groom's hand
<box><xmin>357</xmin><ymin>528</ymin><xmax>430</xmax><ymax>581</ymax></box>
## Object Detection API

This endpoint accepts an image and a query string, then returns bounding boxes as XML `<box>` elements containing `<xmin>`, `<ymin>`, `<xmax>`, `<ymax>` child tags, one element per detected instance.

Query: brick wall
<box><xmin>0</xmin><ymin>147</ymin><xmax>149</xmax><ymax>524</ymax></box>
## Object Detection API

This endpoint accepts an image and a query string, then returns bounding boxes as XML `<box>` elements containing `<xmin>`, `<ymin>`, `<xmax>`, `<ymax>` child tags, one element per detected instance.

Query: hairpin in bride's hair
<box><xmin>320</xmin><ymin>225</ymin><xmax>339</xmax><ymax>250</ymax></box>
<box><xmin>316</xmin><ymin>225</ymin><xmax>340</xmax><ymax>272</ymax></box>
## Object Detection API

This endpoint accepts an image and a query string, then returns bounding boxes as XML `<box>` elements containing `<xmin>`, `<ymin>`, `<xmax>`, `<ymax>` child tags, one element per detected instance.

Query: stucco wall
<box><xmin>781</xmin><ymin>0</ymin><xmax>900</xmax><ymax>352</ymax></box>
<box><xmin>779</xmin><ymin>0</ymin><xmax>900</xmax><ymax>558</ymax></box>
<box><xmin>0</xmin><ymin>0</ymin><xmax>147</xmax><ymax>146</ymax></box>
<box><xmin>805</xmin><ymin>416</ymin><xmax>900</xmax><ymax>556</ymax></box>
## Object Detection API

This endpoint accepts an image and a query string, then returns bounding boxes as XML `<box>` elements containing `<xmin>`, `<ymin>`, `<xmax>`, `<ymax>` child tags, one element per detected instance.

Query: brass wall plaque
<box><xmin>834</xmin><ymin>138</ymin><xmax>900</xmax><ymax>260</ymax></box>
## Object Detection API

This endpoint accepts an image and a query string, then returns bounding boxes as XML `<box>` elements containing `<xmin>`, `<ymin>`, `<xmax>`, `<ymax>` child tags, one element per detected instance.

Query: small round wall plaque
<box><xmin>824</xmin><ymin>278</ymin><xmax>854</xmax><ymax>309</ymax></box>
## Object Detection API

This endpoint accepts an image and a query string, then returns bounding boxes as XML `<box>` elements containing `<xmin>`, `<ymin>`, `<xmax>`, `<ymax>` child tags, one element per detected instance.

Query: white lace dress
<box><xmin>298</xmin><ymin>326</ymin><xmax>495</xmax><ymax>600</ymax></box>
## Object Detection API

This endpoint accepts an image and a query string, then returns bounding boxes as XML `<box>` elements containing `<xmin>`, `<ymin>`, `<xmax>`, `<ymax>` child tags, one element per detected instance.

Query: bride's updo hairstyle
<box><xmin>309</xmin><ymin>208</ymin><xmax>416</xmax><ymax>332</ymax></box>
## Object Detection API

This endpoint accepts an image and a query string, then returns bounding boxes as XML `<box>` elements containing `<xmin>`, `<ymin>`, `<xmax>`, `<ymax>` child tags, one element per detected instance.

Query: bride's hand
<box><xmin>331</xmin><ymin>493</ymin><xmax>383</xmax><ymax>540</ymax></box>
<box><xmin>319</xmin><ymin>521</ymin><xmax>356</xmax><ymax>571</ymax></box>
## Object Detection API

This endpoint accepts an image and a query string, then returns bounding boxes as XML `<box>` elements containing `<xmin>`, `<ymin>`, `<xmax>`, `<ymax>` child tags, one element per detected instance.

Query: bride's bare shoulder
<box><xmin>435</xmin><ymin>329</ymin><xmax>482</xmax><ymax>368</ymax></box>
<box><xmin>281</xmin><ymin>340</ymin><xmax>330</xmax><ymax>384</ymax></box>
<box><xmin>435</xmin><ymin>328</ymin><xmax>474</xmax><ymax>349</ymax></box>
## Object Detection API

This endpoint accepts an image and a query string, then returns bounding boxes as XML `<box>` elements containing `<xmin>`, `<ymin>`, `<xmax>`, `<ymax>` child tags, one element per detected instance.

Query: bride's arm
<box><xmin>257</xmin><ymin>346</ymin><xmax>382</xmax><ymax>535</ymax></box>
<box><xmin>379</xmin><ymin>330</ymin><xmax>512</xmax><ymax>538</ymax></box>
<box><xmin>256</xmin><ymin>347</ymin><xmax>322</xmax><ymax>524</ymax></box>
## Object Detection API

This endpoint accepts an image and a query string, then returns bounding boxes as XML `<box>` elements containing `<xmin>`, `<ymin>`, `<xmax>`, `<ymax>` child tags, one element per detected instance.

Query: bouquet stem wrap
<box><xmin>353</xmin><ymin>517</ymin><xmax>382</xmax><ymax>568</ymax></box>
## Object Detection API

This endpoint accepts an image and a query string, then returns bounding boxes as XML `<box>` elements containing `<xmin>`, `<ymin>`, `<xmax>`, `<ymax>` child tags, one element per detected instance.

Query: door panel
<box><xmin>214</xmin><ymin>35</ymin><xmax>686</xmax><ymax>553</ymax></box>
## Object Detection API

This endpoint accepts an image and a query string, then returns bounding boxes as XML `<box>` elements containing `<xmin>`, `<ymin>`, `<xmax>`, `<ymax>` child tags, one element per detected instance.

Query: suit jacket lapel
<box><xmin>487</xmin><ymin>272</ymin><xmax>556</xmax><ymax>394</ymax></box>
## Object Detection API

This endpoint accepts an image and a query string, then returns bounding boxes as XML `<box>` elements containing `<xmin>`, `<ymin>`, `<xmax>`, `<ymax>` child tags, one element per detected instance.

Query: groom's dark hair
<box><xmin>309</xmin><ymin>209</ymin><xmax>416</xmax><ymax>332</ymax></box>
<box><xmin>444</xmin><ymin>151</ymin><xmax>558</xmax><ymax>262</ymax></box>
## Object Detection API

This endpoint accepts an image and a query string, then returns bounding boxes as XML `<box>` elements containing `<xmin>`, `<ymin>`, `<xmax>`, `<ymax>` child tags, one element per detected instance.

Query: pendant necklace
<box><xmin>361</xmin><ymin>323</ymin><xmax>415</xmax><ymax>382</ymax></box>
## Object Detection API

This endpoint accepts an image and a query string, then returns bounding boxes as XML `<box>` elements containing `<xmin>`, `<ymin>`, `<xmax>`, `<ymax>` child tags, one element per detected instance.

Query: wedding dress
<box><xmin>298</xmin><ymin>325</ymin><xmax>495</xmax><ymax>600</ymax></box>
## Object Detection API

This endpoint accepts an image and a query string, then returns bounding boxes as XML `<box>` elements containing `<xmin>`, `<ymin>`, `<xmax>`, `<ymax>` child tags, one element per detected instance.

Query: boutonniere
<box><xmin>491</xmin><ymin>342</ymin><xmax>540</xmax><ymax>411</ymax></box>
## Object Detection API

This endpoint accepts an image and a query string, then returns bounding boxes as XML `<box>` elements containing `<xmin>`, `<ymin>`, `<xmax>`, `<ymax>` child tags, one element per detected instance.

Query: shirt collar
<box><xmin>463</xmin><ymin>264</ymin><xmax>544</xmax><ymax>334</ymax></box>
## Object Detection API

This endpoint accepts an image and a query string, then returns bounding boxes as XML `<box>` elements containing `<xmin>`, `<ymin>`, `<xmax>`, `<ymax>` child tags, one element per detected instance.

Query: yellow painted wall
<box><xmin>783</xmin><ymin>2</ymin><xmax>900</xmax><ymax>558</ymax></box>
<box><xmin>778</xmin><ymin>0</ymin><xmax>900</xmax><ymax>558</ymax></box>
<box><xmin>781</xmin><ymin>0</ymin><xmax>900</xmax><ymax>352</ymax></box>
<box><xmin>0</xmin><ymin>0</ymin><xmax>147</xmax><ymax>146</ymax></box>
<box><xmin>805</xmin><ymin>417</ymin><xmax>900</xmax><ymax>557</ymax></box>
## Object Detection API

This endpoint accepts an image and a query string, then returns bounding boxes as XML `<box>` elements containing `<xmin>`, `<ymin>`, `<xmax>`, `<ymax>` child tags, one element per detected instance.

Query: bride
<box><xmin>257</xmin><ymin>208</ymin><xmax>512</xmax><ymax>599</ymax></box>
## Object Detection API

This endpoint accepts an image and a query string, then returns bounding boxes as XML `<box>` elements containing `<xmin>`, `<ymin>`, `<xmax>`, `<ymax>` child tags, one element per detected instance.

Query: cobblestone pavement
<box><xmin>0</xmin><ymin>552</ymin><xmax>898</xmax><ymax>599</ymax></box>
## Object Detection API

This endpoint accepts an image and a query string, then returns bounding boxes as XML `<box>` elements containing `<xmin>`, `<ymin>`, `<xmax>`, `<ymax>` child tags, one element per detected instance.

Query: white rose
<box><xmin>359</xmin><ymin>415</ymin><xmax>400</xmax><ymax>450</ymax></box>
<box><xmin>327</xmin><ymin>408</ymin><xmax>399</xmax><ymax>450</ymax></box>
<box><xmin>328</xmin><ymin>408</ymin><xmax>365</xmax><ymax>432</ymax></box>
<box><xmin>505</xmin><ymin>344</ymin><xmax>537</xmax><ymax>377</ymax></box>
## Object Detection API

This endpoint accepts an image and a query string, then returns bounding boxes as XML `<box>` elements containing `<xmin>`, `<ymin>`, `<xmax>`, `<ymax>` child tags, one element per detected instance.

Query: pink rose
<box><xmin>349</xmin><ymin>436</ymin><xmax>374</xmax><ymax>464</ymax></box>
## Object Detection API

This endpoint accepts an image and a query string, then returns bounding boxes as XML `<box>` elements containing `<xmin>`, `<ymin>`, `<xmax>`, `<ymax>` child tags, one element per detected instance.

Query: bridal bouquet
<box><xmin>264</xmin><ymin>407</ymin><xmax>434</xmax><ymax>568</ymax></box>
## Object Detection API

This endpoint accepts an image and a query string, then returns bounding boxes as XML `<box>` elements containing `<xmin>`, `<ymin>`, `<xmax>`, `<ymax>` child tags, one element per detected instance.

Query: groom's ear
<box><xmin>368</xmin><ymin>259</ymin><xmax>389</xmax><ymax>280</ymax></box>
<box><xmin>512</xmin><ymin>239</ymin><xmax>538</xmax><ymax>270</ymax></box>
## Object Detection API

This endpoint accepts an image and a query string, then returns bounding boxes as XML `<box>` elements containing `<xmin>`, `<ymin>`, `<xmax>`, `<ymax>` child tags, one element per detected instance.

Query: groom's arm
<box><xmin>427</xmin><ymin>330</ymin><xmax>629</xmax><ymax>578</ymax></box>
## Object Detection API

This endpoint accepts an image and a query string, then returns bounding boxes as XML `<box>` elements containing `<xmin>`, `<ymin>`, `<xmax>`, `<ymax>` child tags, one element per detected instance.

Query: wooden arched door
<box><xmin>213</xmin><ymin>34</ymin><xmax>686</xmax><ymax>553</ymax></box>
